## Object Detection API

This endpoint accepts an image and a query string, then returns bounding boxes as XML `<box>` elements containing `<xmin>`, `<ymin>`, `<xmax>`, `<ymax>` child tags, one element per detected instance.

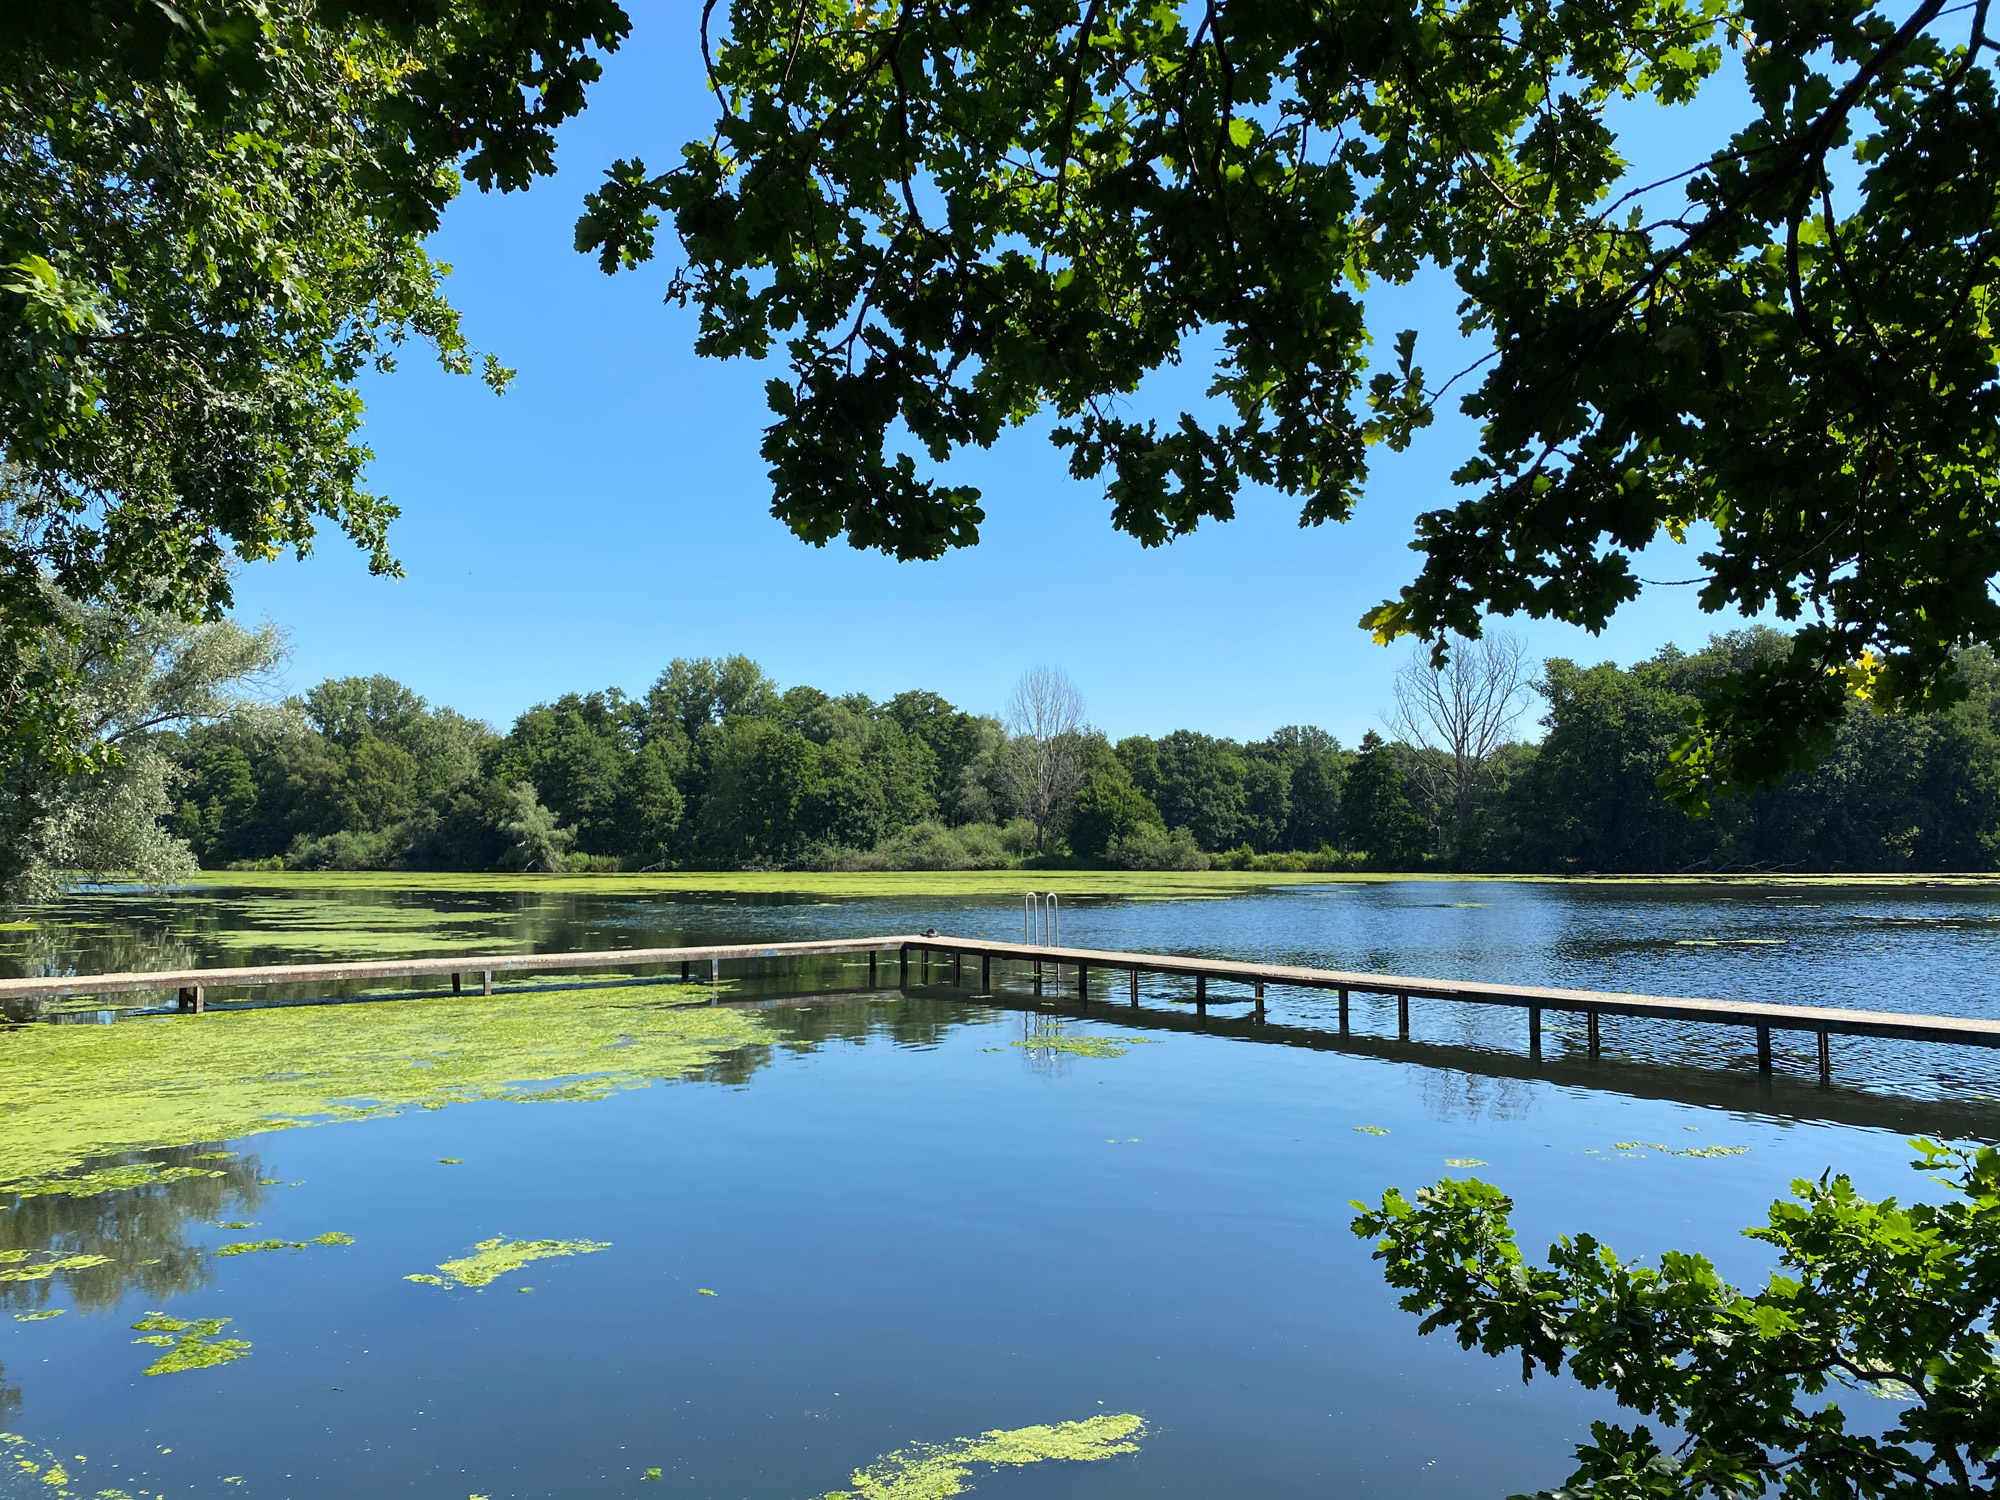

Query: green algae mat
<box><xmin>0</xmin><ymin>985</ymin><xmax>766</xmax><ymax>1192</ymax></box>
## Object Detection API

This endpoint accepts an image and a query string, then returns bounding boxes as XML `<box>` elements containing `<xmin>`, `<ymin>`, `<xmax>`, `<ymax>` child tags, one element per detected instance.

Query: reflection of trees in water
<box><xmin>687</xmin><ymin>995</ymin><xmax>972</xmax><ymax>1085</ymax></box>
<box><xmin>0</xmin><ymin>1145</ymin><xmax>267</xmax><ymax>1314</ymax></box>
<box><xmin>0</xmin><ymin>923</ymin><xmax>203</xmax><ymax>1019</ymax></box>
<box><xmin>0</xmin><ymin>1368</ymin><xmax>18</xmax><ymax>1427</ymax></box>
<box><xmin>756</xmin><ymin>995</ymin><xmax>964</xmax><ymax>1053</ymax></box>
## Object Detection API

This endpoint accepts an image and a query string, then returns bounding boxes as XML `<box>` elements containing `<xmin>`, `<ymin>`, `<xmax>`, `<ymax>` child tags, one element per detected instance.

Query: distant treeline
<box><xmin>163</xmin><ymin>630</ymin><xmax>2000</xmax><ymax>874</ymax></box>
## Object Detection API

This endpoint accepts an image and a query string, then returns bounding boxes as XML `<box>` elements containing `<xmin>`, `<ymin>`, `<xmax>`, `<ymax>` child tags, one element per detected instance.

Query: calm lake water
<box><xmin>2</xmin><ymin>878</ymin><xmax>1997</xmax><ymax>1499</ymax></box>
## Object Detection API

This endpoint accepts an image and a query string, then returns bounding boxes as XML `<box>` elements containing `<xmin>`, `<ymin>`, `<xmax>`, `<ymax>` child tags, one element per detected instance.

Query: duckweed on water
<box><xmin>11</xmin><ymin>1310</ymin><xmax>61</xmax><ymax>1321</ymax></box>
<box><xmin>0</xmin><ymin>984</ymin><xmax>767</xmax><ymax>1190</ymax></box>
<box><xmin>1354</xmin><ymin>1126</ymin><xmax>1390</xmax><ymax>1136</ymax></box>
<box><xmin>1444</xmin><ymin>1158</ymin><xmax>1488</xmax><ymax>1168</ymax></box>
<box><xmin>817</xmin><ymin>1413</ymin><xmax>1146</xmax><ymax>1500</ymax></box>
<box><xmin>1008</xmin><ymin>1036</ymin><xmax>1156</xmax><ymax>1059</ymax></box>
<box><xmin>406</xmin><ymin>1236</ymin><xmax>610</xmax><ymax>1290</ymax></box>
<box><xmin>130</xmin><ymin>1312</ymin><xmax>250</xmax><ymax>1375</ymax></box>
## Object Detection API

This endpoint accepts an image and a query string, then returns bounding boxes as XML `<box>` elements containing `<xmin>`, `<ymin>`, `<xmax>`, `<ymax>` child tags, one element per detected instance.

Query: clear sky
<box><xmin>227</xmin><ymin>1</ymin><xmax>1760</xmax><ymax>744</ymax></box>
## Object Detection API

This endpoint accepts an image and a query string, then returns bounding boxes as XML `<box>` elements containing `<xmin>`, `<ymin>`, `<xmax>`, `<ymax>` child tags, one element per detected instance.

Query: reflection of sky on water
<box><xmin>0</xmin><ymin>979</ymin><xmax>1970</xmax><ymax>1500</ymax></box>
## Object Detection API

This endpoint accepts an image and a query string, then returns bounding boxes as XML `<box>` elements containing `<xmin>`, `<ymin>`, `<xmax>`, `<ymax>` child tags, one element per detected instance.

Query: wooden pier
<box><xmin>4</xmin><ymin>933</ymin><xmax>1998</xmax><ymax>1088</ymax></box>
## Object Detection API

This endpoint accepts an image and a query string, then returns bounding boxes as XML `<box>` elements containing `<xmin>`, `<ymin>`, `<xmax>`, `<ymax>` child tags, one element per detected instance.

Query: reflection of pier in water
<box><xmin>11</xmin><ymin>934</ymin><xmax>2000</xmax><ymax>1126</ymax></box>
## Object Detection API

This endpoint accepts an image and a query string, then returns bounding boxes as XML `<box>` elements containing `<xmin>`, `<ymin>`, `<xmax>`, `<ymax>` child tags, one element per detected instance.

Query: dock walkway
<box><xmin>3</xmin><ymin>933</ymin><xmax>1993</xmax><ymax>1087</ymax></box>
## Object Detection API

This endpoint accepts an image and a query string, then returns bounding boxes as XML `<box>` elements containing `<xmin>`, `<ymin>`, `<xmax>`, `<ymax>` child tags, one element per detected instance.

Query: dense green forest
<box><xmin>155</xmin><ymin>629</ymin><xmax>2000</xmax><ymax>876</ymax></box>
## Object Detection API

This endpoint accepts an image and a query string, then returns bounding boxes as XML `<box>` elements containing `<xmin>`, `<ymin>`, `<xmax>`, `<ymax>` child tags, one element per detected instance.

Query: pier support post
<box><xmin>1338</xmin><ymin>988</ymin><xmax>1349</xmax><ymax>1034</ymax></box>
<box><xmin>869</xmin><ymin>951</ymin><xmax>877</xmax><ymax>986</ymax></box>
<box><xmin>1397</xmin><ymin>992</ymin><xmax>1409</xmax><ymax>1041</ymax></box>
<box><xmin>452</xmin><ymin>972</ymin><xmax>462</xmax><ymax>995</ymax></box>
<box><xmin>1077</xmin><ymin>964</ymin><xmax>1089</xmax><ymax>1003</ymax></box>
<box><xmin>1254</xmin><ymin>981</ymin><xmax>1265</xmax><ymax>1021</ymax></box>
<box><xmin>1195</xmin><ymin>975</ymin><xmax>1207</xmax><ymax>1017</ymax></box>
<box><xmin>899</xmin><ymin>947</ymin><xmax>909</xmax><ymax>987</ymax></box>
<box><xmin>922</xmin><ymin>949</ymin><xmax>930</xmax><ymax>983</ymax></box>
<box><xmin>954</xmin><ymin>951</ymin><xmax>963</xmax><ymax>987</ymax></box>
<box><xmin>981</xmin><ymin>953</ymin><xmax>990</xmax><ymax>991</ymax></box>
<box><xmin>177</xmin><ymin>985</ymin><xmax>204</xmax><ymax>1014</ymax></box>
<box><xmin>681</xmin><ymin>960</ymin><xmax>690</xmax><ymax>983</ymax></box>
<box><xmin>1129</xmin><ymin>969</ymin><xmax>1140</xmax><ymax>1007</ymax></box>
<box><xmin>1757</xmin><ymin>1025</ymin><xmax>1772</xmax><ymax>1074</ymax></box>
<box><xmin>482</xmin><ymin>971</ymin><xmax>492</xmax><ymax>996</ymax></box>
<box><xmin>1528</xmin><ymin>1005</ymin><xmax>1542</xmax><ymax>1060</ymax></box>
<box><xmin>1587</xmin><ymin>1011</ymin><xmax>1600</xmax><ymax>1060</ymax></box>
<box><xmin>1818</xmin><ymin>1030</ymin><xmax>1831</xmax><ymax>1087</ymax></box>
<box><xmin>710</xmin><ymin>957</ymin><xmax>719</xmax><ymax>993</ymax></box>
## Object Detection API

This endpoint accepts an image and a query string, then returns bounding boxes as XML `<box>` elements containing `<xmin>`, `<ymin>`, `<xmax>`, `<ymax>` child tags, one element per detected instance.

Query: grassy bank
<box><xmin>177</xmin><ymin>868</ymin><xmax>2000</xmax><ymax>900</ymax></box>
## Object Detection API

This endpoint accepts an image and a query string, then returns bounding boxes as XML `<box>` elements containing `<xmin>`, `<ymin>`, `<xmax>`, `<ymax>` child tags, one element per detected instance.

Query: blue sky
<box><xmin>228</xmin><ymin>1</ymin><xmax>1760</xmax><ymax>744</ymax></box>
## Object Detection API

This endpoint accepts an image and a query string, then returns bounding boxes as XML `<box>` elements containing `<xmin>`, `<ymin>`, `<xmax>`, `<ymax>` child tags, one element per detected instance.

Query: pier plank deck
<box><xmin>4</xmin><ymin>934</ymin><xmax>1995</xmax><ymax>1083</ymax></box>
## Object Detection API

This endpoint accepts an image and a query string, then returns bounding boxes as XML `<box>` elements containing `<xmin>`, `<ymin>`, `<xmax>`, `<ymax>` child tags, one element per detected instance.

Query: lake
<box><xmin>1</xmin><ymin>877</ymin><xmax>1996</xmax><ymax>1499</ymax></box>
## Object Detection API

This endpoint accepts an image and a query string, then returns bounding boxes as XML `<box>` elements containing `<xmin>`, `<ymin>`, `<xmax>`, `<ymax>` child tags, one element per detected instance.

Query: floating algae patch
<box><xmin>0</xmin><ymin>1252</ymin><xmax>112</xmax><ymax>1284</ymax></box>
<box><xmin>0</xmin><ymin>1433</ymin><xmax>125</xmax><ymax>1500</ymax></box>
<box><xmin>214</xmin><ymin>1232</ymin><xmax>351</xmax><ymax>1257</ymax></box>
<box><xmin>817</xmin><ymin>1413</ymin><xmax>1146</xmax><ymax>1500</ymax></box>
<box><xmin>199</xmin><ymin>896</ymin><xmax>517</xmax><ymax>959</ymax></box>
<box><xmin>0</xmin><ymin>983</ymin><xmax>769</xmax><ymax>1190</ymax></box>
<box><xmin>1008</xmin><ymin>1035</ymin><xmax>1157</xmax><ymax>1059</ymax></box>
<box><xmin>406</xmin><ymin>1235</ymin><xmax>610</xmax><ymax>1290</ymax></box>
<box><xmin>11</xmin><ymin>1310</ymin><xmax>61</xmax><ymax>1322</ymax></box>
<box><xmin>130</xmin><ymin>1312</ymin><xmax>249</xmax><ymax>1375</ymax></box>
<box><xmin>1610</xmin><ymin>1140</ymin><xmax>1750</xmax><ymax>1158</ymax></box>
<box><xmin>5</xmin><ymin>1163</ymin><xmax>223</xmax><ymax>1200</ymax></box>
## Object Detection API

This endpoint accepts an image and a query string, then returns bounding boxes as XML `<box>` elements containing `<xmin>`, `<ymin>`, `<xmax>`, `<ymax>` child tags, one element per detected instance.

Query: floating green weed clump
<box><xmin>0</xmin><ymin>1250</ymin><xmax>112</xmax><ymax>1283</ymax></box>
<box><xmin>12</xmin><ymin>1309</ymin><xmax>62</xmax><ymax>1321</ymax></box>
<box><xmin>5</xmin><ymin>1162</ymin><xmax>224</xmax><ymax>1199</ymax></box>
<box><xmin>131</xmin><ymin>1311</ymin><xmax>250</xmax><ymax>1375</ymax></box>
<box><xmin>1611</xmin><ymin>1141</ymin><xmax>1750</xmax><ymax>1159</ymax></box>
<box><xmin>0</xmin><ymin>1433</ymin><xmax>122</xmax><ymax>1500</ymax></box>
<box><xmin>406</xmin><ymin>1235</ymin><xmax>610</xmax><ymax>1290</ymax></box>
<box><xmin>214</xmin><ymin>1232</ymin><xmax>352</xmax><ymax>1257</ymax></box>
<box><xmin>0</xmin><ymin>984</ymin><xmax>768</xmax><ymax>1190</ymax></box>
<box><xmin>1008</xmin><ymin>1035</ymin><xmax>1155</xmax><ymax>1059</ymax></box>
<box><xmin>1354</xmin><ymin>1126</ymin><xmax>1390</xmax><ymax>1136</ymax></box>
<box><xmin>1444</xmin><ymin>1158</ymin><xmax>1487</xmax><ymax>1168</ymax></box>
<box><xmin>818</xmin><ymin>1413</ymin><xmax>1146</xmax><ymax>1500</ymax></box>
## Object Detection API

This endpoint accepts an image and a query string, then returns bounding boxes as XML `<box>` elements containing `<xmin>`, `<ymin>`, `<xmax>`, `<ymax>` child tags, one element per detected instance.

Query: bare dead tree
<box><xmin>1005</xmin><ymin>665</ymin><xmax>1088</xmax><ymax>852</ymax></box>
<box><xmin>1388</xmin><ymin>631</ymin><xmax>1532</xmax><ymax>854</ymax></box>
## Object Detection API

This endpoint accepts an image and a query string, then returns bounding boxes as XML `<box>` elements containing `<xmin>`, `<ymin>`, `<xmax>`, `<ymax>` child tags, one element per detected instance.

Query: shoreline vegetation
<box><xmin>21</xmin><ymin>621</ymin><xmax>2000</xmax><ymax>903</ymax></box>
<box><xmin>174</xmin><ymin>868</ymin><xmax>2000</xmax><ymax>898</ymax></box>
<box><xmin>164</xmin><ymin>629</ymin><xmax>2000</xmax><ymax>880</ymax></box>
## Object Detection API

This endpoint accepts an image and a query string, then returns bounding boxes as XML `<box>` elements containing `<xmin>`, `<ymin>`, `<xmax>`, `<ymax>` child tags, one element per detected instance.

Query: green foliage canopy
<box><xmin>1353</xmin><ymin>1141</ymin><xmax>2000</xmax><ymax>1499</ymax></box>
<box><xmin>0</xmin><ymin>0</ymin><xmax>626</xmax><ymax>766</ymax></box>
<box><xmin>578</xmin><ymin>0</ymin><xmax>2000</xmax><ymax>806</ymax></box>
